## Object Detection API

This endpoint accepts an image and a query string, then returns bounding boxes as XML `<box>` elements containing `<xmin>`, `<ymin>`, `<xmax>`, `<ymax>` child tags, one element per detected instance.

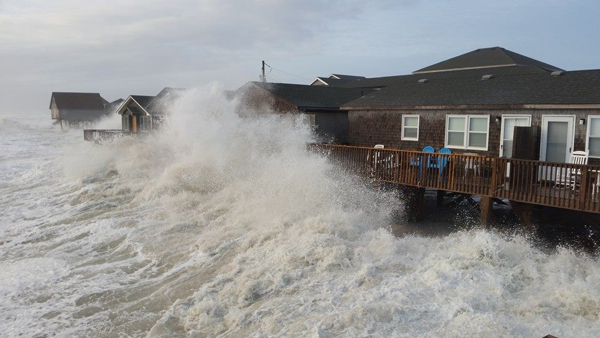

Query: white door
<box><xmin>500</xmin><ymin>115</ymin><xmax>532</xmax><ymax>158</ymax></box>
<box><xmin>540</xmin><ymin>115</ymin><xmax>575</xmax><ymax>184</ymax></box>
<box><xmin>540</xmin><ymin>115</ymin><xmax>575</xmax><ymax>163</ymax></box>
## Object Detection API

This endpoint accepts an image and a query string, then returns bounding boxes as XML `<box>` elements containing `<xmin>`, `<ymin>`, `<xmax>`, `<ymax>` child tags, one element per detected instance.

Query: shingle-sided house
<box><xmin>244</xmin><ymin>47</ymin><xmax>600</xmax><ymax>165</ymax></box>
<box><xmin>49</xmin><ymin>92</ymin><xmax>109</xmax><ymax>127</ymax></box>
<box><xmin>339</xmin><ymin>47</ymin><xmax>600</xmax><ymax>165</ymax></box>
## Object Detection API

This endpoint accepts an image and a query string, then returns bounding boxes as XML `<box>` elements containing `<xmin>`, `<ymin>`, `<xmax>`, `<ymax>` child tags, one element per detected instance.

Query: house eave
<box><xmin>341</xmin><ymin>103</ymin><xmax>600</xmax><ymax>110</ymax></box>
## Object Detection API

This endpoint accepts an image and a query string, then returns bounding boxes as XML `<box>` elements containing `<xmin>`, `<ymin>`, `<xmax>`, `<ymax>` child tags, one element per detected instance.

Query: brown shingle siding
<box><xmin>349</xmin><ymin>109</ymin><xmax>600</xmax><ymax>160</ymax></box>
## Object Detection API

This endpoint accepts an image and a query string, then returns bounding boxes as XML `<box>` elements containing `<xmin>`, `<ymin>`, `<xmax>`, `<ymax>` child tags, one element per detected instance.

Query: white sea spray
<box><xmin>0</xmin><ymin>87</ymin><xmax>599</xmax><ymax>337</ymax></box>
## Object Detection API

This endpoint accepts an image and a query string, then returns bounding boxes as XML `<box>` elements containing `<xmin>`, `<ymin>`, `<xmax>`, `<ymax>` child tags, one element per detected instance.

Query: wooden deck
<box><xmin>83</xmin><ymin>129</ymin><xmax>132</xmax><ymax>142</ymax></box>
<box><xmin>310</xmin><ymin>144</ymin><xmax>600</xmax><ymax>214</ymax></box>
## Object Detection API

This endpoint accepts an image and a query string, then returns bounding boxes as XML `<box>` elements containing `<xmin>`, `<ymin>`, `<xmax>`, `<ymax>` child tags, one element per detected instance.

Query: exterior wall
<box><xmin>313</xmin><ymin>112</ymin><xmax>349</xmax><ymax>143</ymax></box>
<box><xmin>348</xmin><ymin>109</ymin><xmax>600</xmax><ymax>165</ymax></box>
<box><xmin>57</xmin><ymin>108</ymin><xmax>106</xmax><ymax>122</ymax></box>
<box><xmin>50</xmin><ymin>99</ymin><xmax>59</xmax><ymax>119</ymax></box>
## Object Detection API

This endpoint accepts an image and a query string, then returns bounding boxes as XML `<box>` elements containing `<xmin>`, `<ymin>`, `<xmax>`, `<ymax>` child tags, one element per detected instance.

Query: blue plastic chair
<box><xmin>427</xmin><ymin>147</ymin><xmax>451</xmax><ymax>168</ymax></box>
<box><xmin>436</xmin><ymin>148</ymin><xmax>452</xmax><ymax>173</ymax></box>
<box><xmin>411</xmin><ymin>146</ymin><xmax>434</xmax><ymax>168</ymax></box>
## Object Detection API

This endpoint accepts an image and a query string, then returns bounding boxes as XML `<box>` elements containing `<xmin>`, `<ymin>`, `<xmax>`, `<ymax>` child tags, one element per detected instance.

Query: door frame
<box><xmin>539</xmin><ymin>115</ymin><xmax>575</xmax><ymax>162</ymax></box>
<box><xmin>499</xmin><ymin>114</ymin><xmax>532</xmax><ymax>158</ymax></box>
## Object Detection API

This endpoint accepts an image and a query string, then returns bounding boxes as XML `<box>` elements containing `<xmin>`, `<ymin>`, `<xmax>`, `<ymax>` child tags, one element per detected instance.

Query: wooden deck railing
<box><xmin>310</xmin><ymin>144</ymin><xmax>600</xmax><ymax>214</ymax></box>
<box><xmin>83</xmin><ymin>129</ymin><xmax>131</xmax><ymax>142</ymax></box>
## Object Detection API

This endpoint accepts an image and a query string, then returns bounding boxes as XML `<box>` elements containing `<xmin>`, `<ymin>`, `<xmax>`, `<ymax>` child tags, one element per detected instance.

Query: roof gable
<box><xmin>146</xmin><ymin>87</ymin><xmax>187</xmax><ymax>115</ymax></box>
<box><xmin>115</xmin><ymin>96</ymin><xmax>152</xmax><ymax>116</ymax></box>
<box><xmin>413</xmin><ymin>47</ymin><xmax>563</xmax><ymax>74</ymax></box>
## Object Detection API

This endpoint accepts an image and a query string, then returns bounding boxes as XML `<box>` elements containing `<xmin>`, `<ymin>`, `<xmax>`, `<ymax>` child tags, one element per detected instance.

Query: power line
<box><xmin>261</xmin><ymin>61</ymin><xmax>313</xmax><ymax>82</ymax></box>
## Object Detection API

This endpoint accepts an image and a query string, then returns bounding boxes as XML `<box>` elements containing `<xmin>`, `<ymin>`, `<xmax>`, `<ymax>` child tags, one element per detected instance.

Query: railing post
<box><xmin>579</xmin><ymin>165</ymin><xmax>589</xmax><ymax>210</ymax></box>
<box><xmin>489</xmin><ymin>157</ymin><xmax>498</xmax><ymax>197</ymax></box>
<box><xmin>419</xmin><ymin>155</ymin><xmax>426</xmax><ymax>187</ymax></box>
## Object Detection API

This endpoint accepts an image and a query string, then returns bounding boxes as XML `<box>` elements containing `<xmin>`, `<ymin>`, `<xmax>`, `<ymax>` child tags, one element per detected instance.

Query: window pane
<box><xmin>448</xmin><ymin>131</ymin><xmax>464</xmax><ymax>146</ymax></box>
<box><xmin>469</xmin><ymin>117</ymin><xmax>488</xmax><ymax>132</ymax></box>
<box><xmin>404</xmin><ymin>116</ymin><xmax>418</xmax><ymax>127</ymax></box>
<box><xmin>448</xmin><ymin>117</ymin><xmax>465</xmax><ymax>131</ymax></box>
<box><xmin>590</xmin><ymin>117</ymin><xmax>600</xmax><ymax>137</ymax></box>
<box><xmin>590</xmin><ymin>137</ymin><xmax>600</xmax><ymax>157</ymax></box>
<box><xmin>469</xmin><ymin>133</ymin><xmax>487</xmax><ymax>148</ymax></box>
<box><xmin>546</xmin><ymin>121</ymin><xmax>568</xmax><ymax>162</ymax></box>
<box><xmin>503</xmin><ymin>140</ymin><xmax>513</xmax><ymax>158</ymax></box>
<box><xmin>503</xmin><ymin>119</ymin><xmax>515</xmax><ymax>139</ymax></box>
<box><xmin>404</xmin><ymin>127</ymin><xmax>417</xmax><ymax>139</ymax></box>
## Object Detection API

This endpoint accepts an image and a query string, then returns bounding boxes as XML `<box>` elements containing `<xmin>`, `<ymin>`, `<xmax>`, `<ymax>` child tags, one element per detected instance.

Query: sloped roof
<box><xmin>413</xmin><ymin>47</ymin><xmax>563</xmax><ymax>74</ymax></box>
<box><xmin>339</xmin><ymin>65</ymin><xmax>550</xmax><ymax>89</ymax></box>
<box><xmin>251</xmin><ymin>82</ymin><xmax>372</xmax><ymax>109</ymax></box>
<box><xmin>311</xmin><ymin>77</ymin><xmax>357</xmax><ymax>87</ymax></box>
<box><xmin>330</xmin><ymin>74</ymin><xmax>366</xmax><ymax>80</ymax></box>
<box><xmin>104</xmin><ymin>98</ymin><xmax>124</xmax><ymax>113</ymax></box>
<box><xmin>342</xmin><ymin>69</ymin><xmax>600</xmax><ymax>108</ymax></box>
<box><xmin>146</xmin><ymin>87</ymin><xmax>187</xmax><ymax>115</ymax></box>
<box><xmin>130</xmin><ymin>95</ymin><xmax>155</xmax><ymax>108</ymax></box>
<box><xmin>50</xmin><ymin>92</ymin><xmax>105</xmax><ymax>110</ymax></box>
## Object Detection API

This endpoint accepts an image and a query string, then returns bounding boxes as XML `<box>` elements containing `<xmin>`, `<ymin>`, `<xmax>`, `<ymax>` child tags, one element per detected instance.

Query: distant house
<box><xmin>115</xmin><ymin>87</ymin><xmax>186</xmax><ymax>133</ymax></box>
<box><xmin>309</xmin><ymin>74</ymin><xmax>366</xmax><ymax>87</ymax></box>
<box><xmin>239</xmin><ymin>47</ymin><xmax>600</xmax><ymax>165</ymax></box>
<box><xmin>49</xmin><ymin>92</ymin><xmax>108</xmax><ymax>128</ymax></box>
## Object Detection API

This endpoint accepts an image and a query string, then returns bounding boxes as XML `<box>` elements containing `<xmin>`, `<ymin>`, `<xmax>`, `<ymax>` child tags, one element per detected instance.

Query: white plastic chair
<box><xmin>569</xmin><ymin>151</ymin><xmax>588</xmax><ymax>189</ymax></box>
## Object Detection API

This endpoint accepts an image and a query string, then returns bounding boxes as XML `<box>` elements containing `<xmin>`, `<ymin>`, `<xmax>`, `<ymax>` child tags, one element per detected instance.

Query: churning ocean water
<box><xmin>1</xmin><ymin>86</ymin><xmax>600</xmax><ymax>337</ymax></box>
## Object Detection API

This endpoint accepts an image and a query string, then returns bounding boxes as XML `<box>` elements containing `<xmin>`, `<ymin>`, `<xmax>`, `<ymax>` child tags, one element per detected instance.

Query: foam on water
<box><xmin>1</xmin><ymin>87</ymin><xmax>599</xmax><ymax>337</ymax></box>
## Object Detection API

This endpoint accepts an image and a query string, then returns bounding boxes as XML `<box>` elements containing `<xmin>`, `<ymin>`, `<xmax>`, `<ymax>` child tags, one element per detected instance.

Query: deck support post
<box><xmin>480</xmin><ymin>196</ymin><xmax>493</xmax><ymax>226</ymax></box>
<box><xmin>404</xmin><ymin>187</ymin><xmax>425</xmax><ymax>221</ymax></box>
<box><xmin>436</xmin><ymin>190</ymin><xmax>445</xmax><ymax>207</ymax></box>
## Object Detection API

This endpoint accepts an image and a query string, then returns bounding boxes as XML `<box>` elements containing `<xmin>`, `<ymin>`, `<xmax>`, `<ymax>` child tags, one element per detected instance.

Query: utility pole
<box><xmin>261</xmin><ymin>60</ymin><xmax>266</xmax><ymax>82</ymax></box>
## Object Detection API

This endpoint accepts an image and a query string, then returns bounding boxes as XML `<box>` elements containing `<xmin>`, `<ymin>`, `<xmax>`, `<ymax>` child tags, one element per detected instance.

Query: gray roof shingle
<box><xmin>50</xmin><ymin>92</ymin><xmax>106</xmax><ymax>110</ymax></box>
<box><xmin>251</xmin><ymin>82</ymin><xmax>372</xmax><ymax>109</ymax></box>
<box><xmin>342</xmin><ymin>69</ymin><xmax>600</xmax><ymax>108</ymax></box>
<box><xmin>413</xmin><ymin>47</ymin><xmax>563</xmax><ymax>74</ymax></box>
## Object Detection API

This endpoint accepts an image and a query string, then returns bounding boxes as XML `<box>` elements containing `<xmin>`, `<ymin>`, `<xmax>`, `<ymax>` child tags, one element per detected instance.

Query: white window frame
<box><xmin>401</xmin><ymin>114</ymin><xmax>419</xmax><ymax>141</ymax></box>
<box><xmin>445</xmin><ymin>115</ymin><xmax>490</xmax><ymax>151</ymax></box>
<box><xmin>306</xmin><ymin>113</ymin><xmax>317</xmax><ymax>131</ymax></box>
<box><xmin>586</xmin><ymin>115</ymin><xmax>600</xmax><ymax>158</ymax></box>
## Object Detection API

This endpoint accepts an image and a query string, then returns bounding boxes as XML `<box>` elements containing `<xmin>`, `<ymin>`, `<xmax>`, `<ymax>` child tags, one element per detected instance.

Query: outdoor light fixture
<box><xmin>495</xmin><ymin>117</ymin><xmax>501</xmax><ymax>124</ymax></box>
<box><xmin>580</xmin><ymin>118</ymin><xmax>586</xmax><ymax>125</ymax></box>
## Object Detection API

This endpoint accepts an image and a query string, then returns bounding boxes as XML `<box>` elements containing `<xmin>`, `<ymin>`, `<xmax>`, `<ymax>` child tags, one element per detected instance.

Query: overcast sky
<box><xmin>1</xmin><ymin>0</ymin><xmax>599</xmax><ymax>115</ymax></box>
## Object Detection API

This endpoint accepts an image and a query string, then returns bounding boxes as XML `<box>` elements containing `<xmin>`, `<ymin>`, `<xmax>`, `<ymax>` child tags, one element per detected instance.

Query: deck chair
<box><xmin>569</xmin><ymin>151</ymin><xmax>588</xmax><ymax>189</ymax></box>
<box><xmin>463</xmin><ymin>152</ymin><xmax>481</xmax><ymax>179</ymax></box>
<box><xmin>411</xmin><ymin>146</ymin><xmax>434</xmax><ymax>167</ymax></box>
<box><xmin>429</xmin><ymin>148</ymin><xmax>452</xmax><ymax>174</ymax></box>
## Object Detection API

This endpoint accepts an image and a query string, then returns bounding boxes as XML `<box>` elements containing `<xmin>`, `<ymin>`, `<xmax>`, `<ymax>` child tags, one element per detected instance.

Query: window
<box><xmin>305</xmin><ymin>113</ymin><xmax>317</xmax><ymax>131</ymax></box>
<box><xmin>122</xmin><ymin>115</ymin><xmax>130</xmax><ymax>131</ymax></box>
<box><xmin>402</xmin><ymin>115</ymin><xmax>419</xmax><ymax>141</ymax></box>
<box><xmin>445</xmin><ymin>115</ymin><xmax>490</xmax><ymax>150</ymax></box>
<box><xmin>587</xmin><ymin>116</ymin><xmax>600</xmax><ymax>157</ymax></box>
<box><xmin>138</xmin><ymin>116</ymin><xmax>152</xmax><ymax>132</ymax></box>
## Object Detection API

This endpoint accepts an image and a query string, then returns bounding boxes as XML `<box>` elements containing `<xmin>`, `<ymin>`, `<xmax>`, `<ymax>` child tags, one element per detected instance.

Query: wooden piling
<box><xmin>480</xmin><ymin>196</ymin><xmax>493</xmax><ymax>226</ymax></box>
